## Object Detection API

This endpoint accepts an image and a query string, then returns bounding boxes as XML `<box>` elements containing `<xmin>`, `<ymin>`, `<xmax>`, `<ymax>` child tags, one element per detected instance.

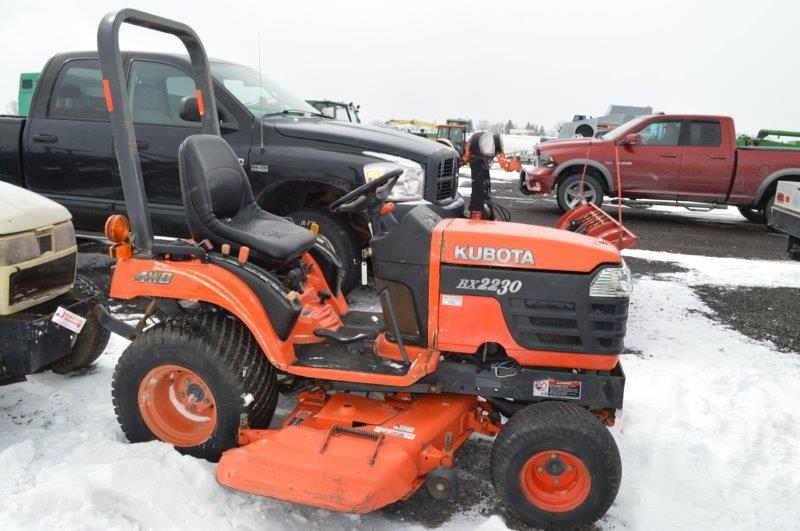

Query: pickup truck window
<box><xmin>637</xmin><ymin>120</ymin><xmax>682</xmax><ymax>146</ymax></box>
<box><xmin>48</xmin><ymin>60</ymin><xmax>108</xmax><ymax>121</ymax></box>
<box><xmin>128</xmin><ymin>61</ymin><xmax>199</xmax><ymax>127</ymax></box>
<box><xmin>210</xmin><ymin>63</ymin><xmax>318</xmax><ymax>118</ymax></box>
<box><xmin>687</xmin><ymin>121</ymin><xmax>722</xmax><ymax>147</ymax></box>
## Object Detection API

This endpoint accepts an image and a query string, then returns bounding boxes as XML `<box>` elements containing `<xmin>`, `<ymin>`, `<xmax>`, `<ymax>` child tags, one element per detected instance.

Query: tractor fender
<box><xmin>109</xmin><ymin>258</ymin><xmax>297</xmax><ymax>370</ymax></box>
<box><xmin>753</xmin><ymin>168</ymin><xmax>800</xmax><ymax>205</ymax></box>
<box><xmin>554</xmin><ymin>158</ymin><xmax>615</xmax><ymax>192</ymax></box>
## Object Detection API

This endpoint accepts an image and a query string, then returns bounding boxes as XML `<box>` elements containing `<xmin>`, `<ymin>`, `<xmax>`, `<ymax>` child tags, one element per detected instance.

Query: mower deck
<box><xmin>217</xmin><ymin>390</ymin><xmax>498</xmax><ymax>512</ymax></box>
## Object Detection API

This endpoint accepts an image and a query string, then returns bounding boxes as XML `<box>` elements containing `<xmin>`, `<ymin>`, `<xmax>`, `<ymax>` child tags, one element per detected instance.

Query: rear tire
<box><xmin>112</xmin><ymin>312</ymin><xmax>277</xmax><ymax>461</ymax></box>
<box><xmin>737</xmin><ymin>206</ymin><xmax>764</xmax><ymax>223</ymax></box>
<box><xmin>575</xmin><ymin>124</ymin><xmax>594</xmax><ymax>138</ymax></box>
<box><xmin>290</xmin><ymin>208</ymin><xmax>361</xmax><ymax>294</ymax></box>
<box><xmin>48</xmin><ymin>276</ymin><xmax>110</xmax><ymax>374</ymax></box>
<box><xmin>556</xmin><ymin>174</ymin><xmax>604</xmax><ymax>213</ymax></box>
<box><xmin>491</xmin><ymin>401</ymin><xmax>621</xmax><ymax>529</ymax></box>
<box><xmin>762</xmin><ymin>190</ymin><xmax>779</xmax><ymax>231</ymax></box>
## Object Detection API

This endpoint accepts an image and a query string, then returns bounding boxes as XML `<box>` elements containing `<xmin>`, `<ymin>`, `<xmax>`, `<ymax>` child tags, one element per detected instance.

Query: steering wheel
<box><xmin>330</xmin><ymin>168</ymin><xmax>403</xmax><ymax>212</ymax></box>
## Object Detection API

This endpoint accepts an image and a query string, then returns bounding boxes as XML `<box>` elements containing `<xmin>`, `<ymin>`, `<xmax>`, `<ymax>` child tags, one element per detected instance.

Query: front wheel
<box><xmin>491</xmin><ymin>401</ymin><xmax>621</xmax><ymax>529</ymax></box>
<box><xmin>112</xmin><ymin>312</ymin><xmax>277</xmax><ymax>461</ymax></box>
<box><xmin>289</xmin><ymin>208</ymin><xmax>361</xmax><ymax>294</ymax></box>
<box><xmin>48</xmin><ymin>276</ymin><xmax>111</xmax><ymax>374</ymax></box>
<box><xmin>556</xmin><ymin>174</ymin><xmax>604</xmax><ymax>213</ymax></box>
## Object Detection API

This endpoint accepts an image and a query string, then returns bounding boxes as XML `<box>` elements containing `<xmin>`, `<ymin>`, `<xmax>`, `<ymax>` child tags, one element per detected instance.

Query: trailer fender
<box><xmin>554</xmin><ymin>159</ymin><xmax>615</xmax><ymax>192</ymax></box>
<box><xmin>109</xmin><ymin>258</ymin><xmax>296</xmax><ymax>369</ymax></box>
<box><xmin>753</xmin><ymin>169</ymin><xmax>800</xmax><ymax>205</ymax></box>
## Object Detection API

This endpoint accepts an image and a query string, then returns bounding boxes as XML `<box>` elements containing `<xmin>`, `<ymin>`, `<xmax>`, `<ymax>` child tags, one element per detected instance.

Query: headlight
<box><xmin>363</xmin><ymin>152</ymin><xmax>424</xmax><ymax>202</ymax></box>
<box><xmin>589</xmin><ymin>261</ymin><xmax>632</xmax><ymax>297</ymax></box>
<box><xmin>478</xmin><ymin>133</ymin><xmax>495</xmax><ymax>156</ymax></box>
<box><xmin>53</xmin><ymin>222</ymin><xmax>76</xmax><ymax>252</ymax></box>
<box><xmin>0</xmin><ymin>233</ymin><xmax>40</xmax><ymax>266</ymax></box>
<box><xmin>537</xmin><ymin>151</ymin><xmax>556</xmax><ymax>168</ymax></box>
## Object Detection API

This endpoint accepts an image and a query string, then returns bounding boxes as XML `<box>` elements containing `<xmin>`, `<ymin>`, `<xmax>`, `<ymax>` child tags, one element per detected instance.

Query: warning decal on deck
<box><xmin>533</xmin><ymin>378</ymin><xmax>581</xmax><ymax>400</ymax></box>
<box><xmin>374</xmin><ymin>426</ymin><xmax>416</xmax><ymax>440</ymax></box>
<box><xmin>441</xmin><ymin>295</ymin><xmax>463</xmax><ymax>306</ymax></box>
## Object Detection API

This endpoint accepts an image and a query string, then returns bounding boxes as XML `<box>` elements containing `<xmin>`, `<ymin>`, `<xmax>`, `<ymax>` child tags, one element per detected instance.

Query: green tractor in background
<box><xmin>306</xmin><ymin>99</ymin><xmax>361</xmax><ymax>123</ymax></box>
<box><xmin>737</xmin><ymin>129</ymin><xmax>800</xmax><ymax>148</ymax></box>
<box><xmin>16</xmin><ymin>72</ymin><xmax>40</xmax><ymax>116</ymax></box>
<box><xmin>436</xmin><ymin>118</ymin><xmax>473</xmax><ymax>157</ymax></box>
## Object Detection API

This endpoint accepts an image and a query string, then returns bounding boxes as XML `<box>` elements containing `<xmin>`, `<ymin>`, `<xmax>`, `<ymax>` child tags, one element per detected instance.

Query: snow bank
<box><xmin>609</xmin><ymin>279</ymin><xmax>800</xmax><ymax>529</ymax></box>
<box><xmin>624</xmin><ymin>248</ymin><xmax>800</xmax><ymax>288</ymax></box>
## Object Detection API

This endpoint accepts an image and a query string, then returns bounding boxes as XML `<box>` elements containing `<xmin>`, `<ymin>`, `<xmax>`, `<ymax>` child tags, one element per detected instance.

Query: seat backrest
<box><xmin>179</xmin><ymin>134</ymin><xmax>254</xmax><ymax>242</ymax></box>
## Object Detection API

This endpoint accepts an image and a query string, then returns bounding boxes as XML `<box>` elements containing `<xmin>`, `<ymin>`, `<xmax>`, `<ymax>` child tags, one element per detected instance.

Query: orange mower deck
<box><xmin>216</xmin><ymin>391</ymin><xmax>499</xmax><ymax>512</ymax></box>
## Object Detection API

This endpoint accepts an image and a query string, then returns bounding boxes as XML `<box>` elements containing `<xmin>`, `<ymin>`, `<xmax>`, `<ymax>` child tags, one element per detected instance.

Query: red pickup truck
<box><xmin>521</xmin><ymin>114</ymin><xmax>800</xmax><ymax>224</ymax></box>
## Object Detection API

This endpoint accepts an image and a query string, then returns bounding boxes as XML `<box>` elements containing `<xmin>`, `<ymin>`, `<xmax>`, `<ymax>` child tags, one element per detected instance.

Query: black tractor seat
<box><xmin>179</xmin><ymin>134</ymin><xmax>315</xmax><ymax>266</ymax></box>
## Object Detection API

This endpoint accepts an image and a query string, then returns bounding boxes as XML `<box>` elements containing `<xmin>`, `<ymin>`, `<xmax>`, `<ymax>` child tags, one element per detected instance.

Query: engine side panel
<box><xmin>438</xmin><ymin>265</ymin><xmax>626</xmax><ymax>368</ymax></box>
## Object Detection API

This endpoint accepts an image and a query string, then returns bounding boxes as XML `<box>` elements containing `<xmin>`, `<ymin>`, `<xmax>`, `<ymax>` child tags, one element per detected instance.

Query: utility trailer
<box><xmin>768</xmin><ymin>181</ymin><xmax>800</xmax><ymax>260</ymax></box>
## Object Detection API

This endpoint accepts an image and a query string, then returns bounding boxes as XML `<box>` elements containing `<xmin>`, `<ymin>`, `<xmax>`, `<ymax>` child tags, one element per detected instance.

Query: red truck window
<box><xmin>686</xmin><ymin>121</ymin><xmax>722</xmax><ymax>147</ymax></box>
<box><xmin>637</xmin><ymin>120</ymin><xmax>682</xmax><ymax>146</ymax></box>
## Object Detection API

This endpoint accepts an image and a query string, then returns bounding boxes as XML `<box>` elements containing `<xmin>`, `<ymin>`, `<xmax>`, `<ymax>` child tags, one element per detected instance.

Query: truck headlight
<box><xmin>0</xmin><ymin>233</ymin><xmax>40</xmax><ymax>266</ymax></box>
<box><xmin>537</xmin><ymin>152</ymin><xmax>556</xmax><ymax>168</ymax></box>
<box><xmin>589</xmin><ymin>261</ymin><xmax>632</xmax><ymax>297</ymax></box>
<box><xmin>53</xmin><ymin>222</ymin><xmax>76</xmax><ymax>252</ymax></box>
<box><xmin>363</xmin><ymin>152</ymin><xmax>424</xmax><ymax>202</ymax></box>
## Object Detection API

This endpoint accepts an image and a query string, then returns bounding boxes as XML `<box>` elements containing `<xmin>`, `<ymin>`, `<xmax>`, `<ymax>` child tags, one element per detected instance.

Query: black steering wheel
<box><xmin>330</xmin><ymin>168</ymin><xmax>403</xmax><ymax>212</ymax></box>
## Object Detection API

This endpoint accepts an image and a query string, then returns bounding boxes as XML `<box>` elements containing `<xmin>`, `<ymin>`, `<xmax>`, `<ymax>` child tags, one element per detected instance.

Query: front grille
<box><xmin>512</xmin><ymin>296</ymin><xmax>628</xmax><ymax>352</ymax></box>
<box><xmin>435</xmin><ymin>157</ymin><xmax>458</xmax><ymax>201</ymax></box>
<box><xmin>9</xmin><ymin>254</ymin><xmax>76</xmax><ymax>306</ymax></box>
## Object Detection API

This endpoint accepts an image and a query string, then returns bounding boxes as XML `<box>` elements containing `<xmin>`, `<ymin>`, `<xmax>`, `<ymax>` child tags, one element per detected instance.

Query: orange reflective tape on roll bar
<box><xmin>195</xmin><ymin>89</ymin><xmax>205</xmax><ymax>116</ymax></box>
<box><xmin>102</xmin><ymin>79</ymin><xmax>114</xmax><ymax>112</ymax></box>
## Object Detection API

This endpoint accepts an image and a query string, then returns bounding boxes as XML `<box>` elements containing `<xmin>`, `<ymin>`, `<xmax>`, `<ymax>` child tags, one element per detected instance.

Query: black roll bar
<box><xmin>97</xmin><ymin>9</ymin><xmax>220</xmax><ymax>255</ymax></box>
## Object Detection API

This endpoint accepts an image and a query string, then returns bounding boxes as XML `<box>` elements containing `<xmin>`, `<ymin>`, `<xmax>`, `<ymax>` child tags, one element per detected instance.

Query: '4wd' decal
<box><xmin>134</xmin><ymin>271</ymin><xmax>173</xmax><ymax>284</ymax></box>
<box><xmin>456</xmin><ymin>277</ymin><xmax>522</xmax><ymax>295</ymax></box>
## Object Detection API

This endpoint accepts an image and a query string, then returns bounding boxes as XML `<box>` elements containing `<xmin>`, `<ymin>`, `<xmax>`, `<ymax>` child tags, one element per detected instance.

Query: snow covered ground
<box><xmin>1</xmin><ymin>251</ymin><xmax>799</xmax><ymax>530</ymax></box>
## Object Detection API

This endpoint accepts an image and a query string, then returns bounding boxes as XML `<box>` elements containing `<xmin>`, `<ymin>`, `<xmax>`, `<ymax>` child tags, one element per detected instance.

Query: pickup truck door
<box><xmin>677</xmin><ymin>119</ymin><xmax>732</xmax><ymax>202</ymax></box>
<box><xmin>23</xmin><ymin>59</ymin><xmax>117</xmax><ymax>231</ymax></box>
<box><xmin>617</xmin><ymin>119</ymin><xmax>683</xmax><ymax>199</ymax></box>
<box><xmin>119</xmin><ymin>59</ymin><xmax>247</xmax><ymax>236</ymax></box>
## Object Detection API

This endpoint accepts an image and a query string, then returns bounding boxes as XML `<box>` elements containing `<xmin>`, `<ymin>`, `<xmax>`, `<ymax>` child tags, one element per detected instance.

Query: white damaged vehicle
<box><xmin>0</xmin><ymin>182</ymin><xmax>109</xmax><ymax>384</ymax></box>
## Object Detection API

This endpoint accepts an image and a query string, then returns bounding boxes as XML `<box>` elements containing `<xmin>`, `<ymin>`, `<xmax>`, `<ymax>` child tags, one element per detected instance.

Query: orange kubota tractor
<box><xmin>95</xmin><ymin>10</ymin><xmax>633</xmax><ymax>529</ymax></box>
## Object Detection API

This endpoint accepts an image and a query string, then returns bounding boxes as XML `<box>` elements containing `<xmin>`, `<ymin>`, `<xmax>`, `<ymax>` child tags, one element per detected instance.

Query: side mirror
<box><xmin>179</xmin><ymin>96</ymin><xmax>201</xmax><ymax>122</ymax></box>
<box><xmin>622</xmin><ymin>133</ymin><xmax>640</xmax><ymax>146</ymax></box>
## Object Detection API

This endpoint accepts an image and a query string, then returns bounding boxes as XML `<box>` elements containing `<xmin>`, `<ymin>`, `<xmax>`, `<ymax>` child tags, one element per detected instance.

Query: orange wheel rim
<box><xmin>519</xmin><ymin>450</ymin><xmax>591</xmax><ymax>512</ymax></box>
<box><xmin>137</xmin><ymin>364</ymin><xmax>217</xmax><ymax>447</ymax></box>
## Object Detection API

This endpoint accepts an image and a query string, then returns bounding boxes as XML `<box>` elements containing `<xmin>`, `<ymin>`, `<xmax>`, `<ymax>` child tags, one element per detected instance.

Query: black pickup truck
<box><xmin>0</xmin><ymin>52</ymin><xmax>463</xmax><ymax>292</ymax></box>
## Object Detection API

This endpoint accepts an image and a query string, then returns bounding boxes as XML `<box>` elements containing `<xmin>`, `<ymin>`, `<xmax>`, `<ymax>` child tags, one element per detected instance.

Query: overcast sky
<box><xmin>1</xmin><ymin>0</ymin><xmax>797</xmax><ymax>134</ymax></box>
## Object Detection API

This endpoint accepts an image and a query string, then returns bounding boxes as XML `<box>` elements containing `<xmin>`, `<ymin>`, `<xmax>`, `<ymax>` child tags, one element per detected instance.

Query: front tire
<box><xmin>290</xmin><ymin>208</ymin><xmax>361</xmax><ymax>294</ymax></box>
<box><xmin>48</xmin><ymin>276</ymin><xmax>111</xmax><ymax>374</ymax></box>
<box><xmin>112</xmin><ymin>312</ymin><xmax>277</xmax><ymax>461</ymax></box>
<box><xmin>556</xmin><ymin>173</ymin><xmax>604</xmax><ymax>213</ymax></box>
<box><xmin>491</xmin><ymin>401</ymin><xmax>621</xmax><ymax>529</ymax></box>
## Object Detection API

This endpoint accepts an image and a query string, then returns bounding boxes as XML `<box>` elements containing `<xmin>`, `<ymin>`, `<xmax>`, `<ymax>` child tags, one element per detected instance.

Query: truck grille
<box><xmin>436</xmin><ymin>157</ymin><xmax>458</xmax><ymax>201</ymax></box>
<box><xmin>9</xmin><ymin>254</ymin><xmax>76</xmax><ymax>307</ymax></box>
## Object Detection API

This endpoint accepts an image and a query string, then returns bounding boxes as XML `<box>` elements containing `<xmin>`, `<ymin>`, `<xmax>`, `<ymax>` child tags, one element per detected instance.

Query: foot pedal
<box><xmin>313</xmin><ymin>328</ymin><xmax>380</xmax><ymax>344</ymax></box>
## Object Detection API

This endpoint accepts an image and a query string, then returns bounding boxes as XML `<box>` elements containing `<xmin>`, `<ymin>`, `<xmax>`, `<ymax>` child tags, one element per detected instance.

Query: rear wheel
<box><xmin>762</xmin><ymin>189</ymin><xmax>779</xmax><ymax>230</ymax></box>
<box><xmin>48</xmin><ymin>276</ymin><xmax>111</xmax><ymax>374</ymax></box>
<box><xmin>491</xmin><ymin>401</ymin><xmax>621</xmax><ymax>529</ymax></box>
<box><xmin>112</xmin><ymin>312</ymin><xmax>277</xmax><ymax>461</ymax></box>
<box><xmin>737</xmin><ymin>206</ymin><xmax>764</xmax><ymax>223</ymax></box>
<box><xmin>290</xmin><ymin>208</ymin><xmax>361</xmax><ymax>294</ymax></box>
<box><xmin>575</xmin><ymin>124</ymin><xmax>594</xmax><ymax>138</ymax></box>
<box><xmin>557</xmin><ymin>173</ymin><xmax>604</xmax><ymax>212</ymax></box>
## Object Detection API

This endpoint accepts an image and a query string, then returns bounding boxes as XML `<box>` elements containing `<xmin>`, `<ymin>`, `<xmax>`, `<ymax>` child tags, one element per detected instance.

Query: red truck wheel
<box><xmin>557</xmin><ymin>174</ymin><xmax>604</xmax><ymax>212</ymax></box>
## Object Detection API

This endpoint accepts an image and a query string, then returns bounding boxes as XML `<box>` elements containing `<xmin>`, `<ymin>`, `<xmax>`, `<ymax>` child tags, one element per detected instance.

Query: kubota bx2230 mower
<box><xmin>96</xmin><ymin>10</ymin><xmax>631</xmax><ymax>528</ymax></box>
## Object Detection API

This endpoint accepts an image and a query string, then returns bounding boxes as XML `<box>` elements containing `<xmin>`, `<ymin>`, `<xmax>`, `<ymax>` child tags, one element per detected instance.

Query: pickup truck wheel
<box><xmin>557</xmin><ymin>174</ymin><xmax>604</xmax><ymax>213</ymax></box>
<box><xmin>737</xmin><ymin>206</ymin><xmax>764</xmax><ymax>223</ymax></box>
<box><xmin>47</xmin><ymin>276</ymin><xmax>111</xmax><ymax>374</ymax></box>
<box><xmin>289</xmin><ymin>209</ymin><xmax>361</xmax><ymax>294</ymax></box>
